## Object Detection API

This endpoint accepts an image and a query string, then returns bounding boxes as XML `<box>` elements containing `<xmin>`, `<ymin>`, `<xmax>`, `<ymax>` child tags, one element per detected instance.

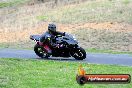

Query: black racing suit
<box><xmin>39</xmin><ymin>31</ymin><xmax>65</xmax><ymax>54</ymax></box>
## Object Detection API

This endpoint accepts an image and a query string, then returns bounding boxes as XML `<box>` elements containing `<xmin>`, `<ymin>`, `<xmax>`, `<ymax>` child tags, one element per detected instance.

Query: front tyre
<box><xmin>71</xmin><ymin>47</ymin><xmax>86</xmax><ymax>60</ymax></box>
<box><xmin>34</xmin><ymin>44</ymin><xmax>49</xmax><ymax>58</ymax></box>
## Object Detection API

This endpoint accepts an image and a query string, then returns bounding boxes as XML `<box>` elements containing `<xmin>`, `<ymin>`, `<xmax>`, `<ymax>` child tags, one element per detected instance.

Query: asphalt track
<box><xmin>0</xmin><ymin>48</ymin><xmax>132</xmax><ymax>66</ymax></box>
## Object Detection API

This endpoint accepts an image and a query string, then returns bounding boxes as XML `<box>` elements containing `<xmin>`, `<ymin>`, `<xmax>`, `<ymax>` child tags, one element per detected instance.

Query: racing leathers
<box><xmin>39</xmin><ymin>31</ymin><xmax>65</xmax><ymax>54</ymax></box>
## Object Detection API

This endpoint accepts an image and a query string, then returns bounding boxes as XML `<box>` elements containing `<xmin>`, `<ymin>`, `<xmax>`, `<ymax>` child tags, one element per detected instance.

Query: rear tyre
<box><xmin>34</xmin><ymin>44</ymin><xmax>50</xmax><ymax>58</ymax></box>
<box><xmin>71</xmin><ymin>47</ymin><xmax>86</xmax><ymax>60</ymax></box>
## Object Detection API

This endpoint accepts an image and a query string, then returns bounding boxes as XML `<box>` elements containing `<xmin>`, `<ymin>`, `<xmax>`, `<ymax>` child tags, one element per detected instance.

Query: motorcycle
<box><xmin>30</xmin><ymin>33</ymin><xmax>86</xmax><ymax>60</ymax></box>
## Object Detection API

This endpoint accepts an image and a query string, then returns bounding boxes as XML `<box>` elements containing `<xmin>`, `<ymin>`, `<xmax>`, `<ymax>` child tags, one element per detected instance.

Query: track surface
<box><xmin>0</xmin><ymin>48</ymin><xmax>132</xmax><ymax>66</ymax></box>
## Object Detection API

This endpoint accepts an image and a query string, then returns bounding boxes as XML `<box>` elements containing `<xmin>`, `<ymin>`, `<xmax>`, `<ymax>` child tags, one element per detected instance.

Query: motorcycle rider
<box><xmin>39</xmin><ymin>23</ymin><xmax>65</xmax><ymax>55</ymax></box>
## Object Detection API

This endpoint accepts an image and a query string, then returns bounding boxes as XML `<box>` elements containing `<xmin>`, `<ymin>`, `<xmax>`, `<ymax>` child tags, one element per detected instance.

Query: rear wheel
<box><xmin>71</xmin><ymin>47</ymin><xmax>86</xmax><ymax>60</ymax></box>
<box><xmin>34</xmin><ymin>44</ymin><xmax>50</xmax><ymax>58</ymax></box>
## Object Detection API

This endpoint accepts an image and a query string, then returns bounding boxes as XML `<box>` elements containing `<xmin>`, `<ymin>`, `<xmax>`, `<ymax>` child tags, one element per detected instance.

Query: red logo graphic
<box><xmin>76</xmin><ymin>65</ymin><xmax>131</xmax><ymax>85</ymax></box>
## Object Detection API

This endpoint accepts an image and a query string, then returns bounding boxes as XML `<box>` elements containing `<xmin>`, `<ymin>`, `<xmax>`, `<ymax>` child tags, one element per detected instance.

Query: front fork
<box><xmin>69</xmin><ymin>45</ymin><xmax>79</xmax><ymax>56</ymax></box>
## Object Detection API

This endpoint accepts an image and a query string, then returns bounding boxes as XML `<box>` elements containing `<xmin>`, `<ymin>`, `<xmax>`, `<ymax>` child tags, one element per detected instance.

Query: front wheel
<box><xmin>71</xmin><ymin>47</ymin><xmax>86</xmax><ymax>60</ymax></box>
<box><xmin>34</xmin><ymin>44</ymin><xmax>50</xmax><ymax>58</ymax></box>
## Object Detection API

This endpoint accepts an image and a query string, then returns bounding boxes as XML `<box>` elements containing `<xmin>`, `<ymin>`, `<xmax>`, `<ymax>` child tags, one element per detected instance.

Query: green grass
<box><xmin>0</xmin><ymin>43</ymin><xmax>9</xmax><ymax>48</ymax></box>
<box><xmin>0</xmin><ymin>41</ymin><xmax>34</xmax><ymax>50</ymax></box>
<box><xmin>86</xmin><ymin>48</ymin><xmax>132</xmax><ymax>55</ymax></box>
<box><xmin>37</xmin><ymin>0</ymin><xmax>132</xmax><ymax>24</ymax></box>
<box><xmin>0</xmin><ymin>58</ymin><xmax>132</xmax><ymax>88</ymax></box>
<box><xmin>36</xmin><ymin>15</ymin><xmax>48</xmax><ymax>21</ymax></box>
<box><xmin>0</xmin><ymin>2</ymin><xmax>12</xmax><ymax>8</ymax></box>
<box><xmin>0</xmin><ymin>0</ymin><xmax>29</xmax><ymax>8</ymax></box>
<box><xmin>122</xmin><ymin>0</ymin><xmax>131</xmax><ymax>5</ymax></box>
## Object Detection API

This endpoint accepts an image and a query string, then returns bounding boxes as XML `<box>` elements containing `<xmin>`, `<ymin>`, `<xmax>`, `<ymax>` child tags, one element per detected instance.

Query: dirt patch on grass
<box><xmin>0</xmin><ymin>22</ymin><xmax>73</xmax><ymax>43</ymax></box>
<box><xmin>72</xmin><ymin>22</ymin><xmax>132</xmax><ymax>52</ymax></box>
<box><xmin>74</xmin><ymin>22</ymin><xmax>132</xmax><ymax>32</ymax></box>
<box><xmin>1</xmin><ymin>22</ymin><xmax>132</xmax><ymax>43</ymax></box>
<box><xmin>0</xmin><ymin>22</ymin><xmax>132</xmax><ymax>51</ymax></box>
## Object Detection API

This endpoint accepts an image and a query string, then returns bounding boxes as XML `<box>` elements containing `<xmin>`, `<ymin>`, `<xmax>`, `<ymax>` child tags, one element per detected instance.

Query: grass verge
<box><xmin>37</xmin><ymin>0</ymin><xmax>132</xmax><ymax>24</ymax></box>
<box><xmin>86</xmin><ymin>48</ymin><xmax>132</xmax><ymax>55</ymax></box>
<box><xmin>0</xmin><ymin>58</ymin><xmax>132</xmax><ymax>88</ymax></box>
<box><xmin>0</xmin><ymin>0</ymin><xmax>29</xmax><ymax>8</ymax></box>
